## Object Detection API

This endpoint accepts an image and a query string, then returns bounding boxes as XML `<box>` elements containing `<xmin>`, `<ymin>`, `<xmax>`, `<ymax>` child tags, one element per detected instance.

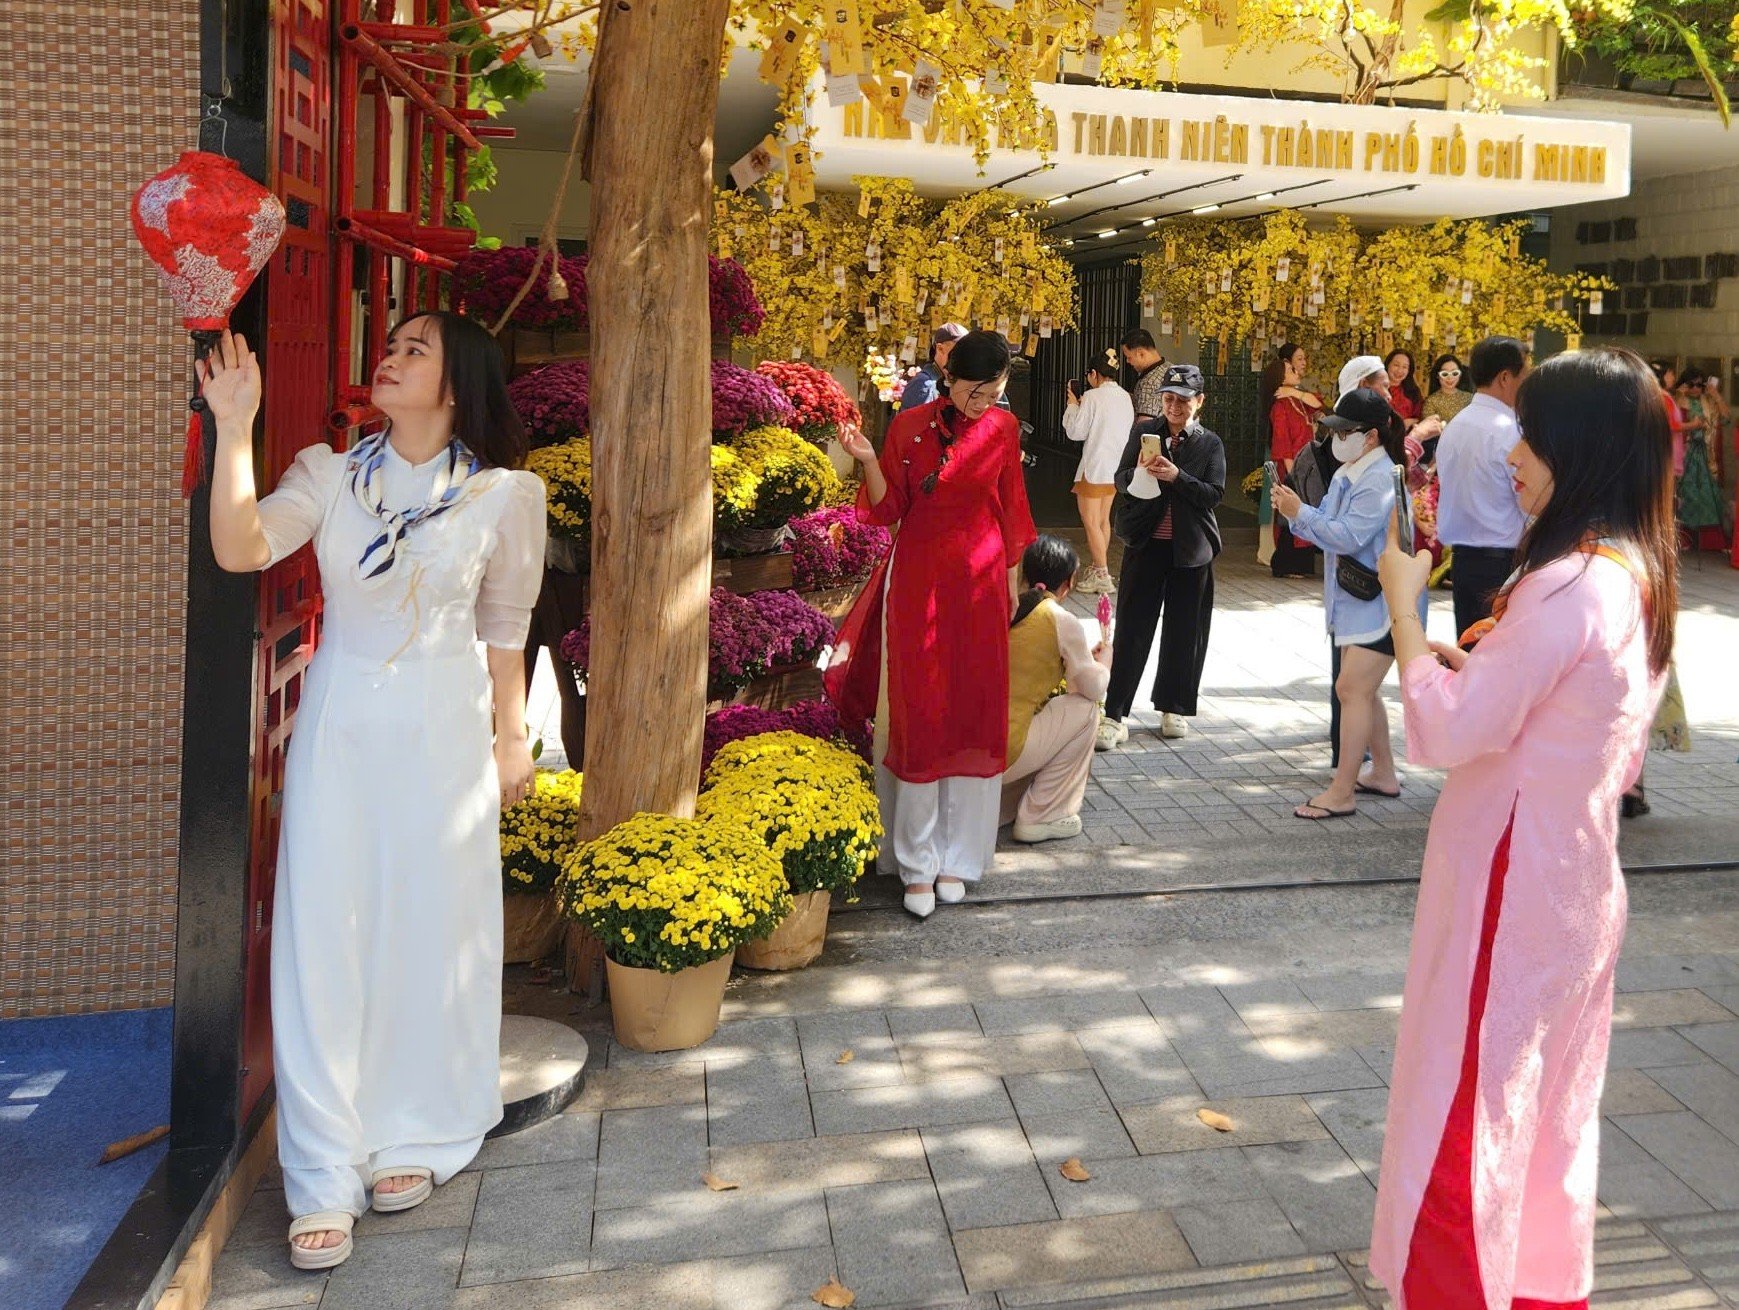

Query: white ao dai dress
<box><xmin>257</xmin><ymin>441</ymin><xmax>545</xmax><ymax>1218</ymax></box>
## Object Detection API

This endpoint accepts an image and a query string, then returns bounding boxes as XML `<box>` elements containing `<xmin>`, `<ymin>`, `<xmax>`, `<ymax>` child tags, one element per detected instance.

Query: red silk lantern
<box><xmin>130</xmin><ymin>151</ymin><xmax>286</xmax><ymax>496</ymax></box>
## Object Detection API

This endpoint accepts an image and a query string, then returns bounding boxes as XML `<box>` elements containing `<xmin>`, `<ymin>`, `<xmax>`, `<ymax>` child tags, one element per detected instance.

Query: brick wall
<box><xmin>1</xmin><ymin>1</ymin><xmax>198</xmax><ymax>1016</ymax></box>
<box><xmin>1549</xmin><ymin>162</ymin><xmax>1739</xmax><ymax>376</ymax></box>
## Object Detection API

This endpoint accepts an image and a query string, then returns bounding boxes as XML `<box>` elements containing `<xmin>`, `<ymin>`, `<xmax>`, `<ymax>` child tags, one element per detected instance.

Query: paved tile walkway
<box><xmin>209</xmin><ymin>520</ymin><xmax>1739</xmax><ymax>1309</ymax></box>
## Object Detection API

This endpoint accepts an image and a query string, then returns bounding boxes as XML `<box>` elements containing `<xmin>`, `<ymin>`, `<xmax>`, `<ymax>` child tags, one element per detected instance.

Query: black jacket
<box><xmin>1111</xmin><ymin>418</ymin><xmax>1226</xmax><ymax>567</ymax></box>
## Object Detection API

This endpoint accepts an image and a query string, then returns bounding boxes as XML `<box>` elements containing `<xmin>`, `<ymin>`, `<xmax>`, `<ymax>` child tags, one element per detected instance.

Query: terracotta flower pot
<box><xmin>605</xmin><ymin>952</ymin><xmax>732</xmax><ymax>1052</ymax></box>
<box><xmin>502</xmin><ymin>891</ymin><xmax>564</xmax><ymax>964</ymax></box>
<box><xmin>735</xmin><ymin>890</ymin><xmax>831</xmax><ymax>972</ymax></box>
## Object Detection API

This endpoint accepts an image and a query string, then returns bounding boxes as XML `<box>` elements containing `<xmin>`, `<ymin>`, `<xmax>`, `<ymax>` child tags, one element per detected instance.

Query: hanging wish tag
<box><xmin>1160</xmin><ymin>310</ymin><xmax>1174</xmax><ymax>335</ymax></box>
<box><xmin>822</xmin><ymin>44</ymin><xmax>861</xmax><ymax>106</ymax></box>
<box><xmin>904</xmin><ymin>61</ymin><xmax>941</xmax><ymax>126</ymax></box>
<box><xmin>785</xmin><ymin>143</ymin><xmax>816</xmax><ymax>207</ymax></box>
<box><xmin>822</xmin><ymin>0</ymin><xmax>866</xmax><ymax>77</ymax></box>
<box><xmin>1093</xmin><ymin>0</ymin><xmax>1127</xmax><ymax>37</ymax></box>
<box><xmin>1588</xmin><ymin>290</ymin><xmax>1603</xmax><ymax>316</ymax></box>
<box><xmin>1141</xmin><ymin>291</ymin><xmax>1156</xmax><ymax>317</ymax></box>
<box><xmin>729</xmin><ymin>136</ymin><xmax>779</xmax><ymax>192</ymax></box>
<box><xmin>758</xmin><ymin>21</ymin><xmax>806</xmax><ymax>87</ymax></box>
<box><xmin>1082</xmin><ymin>35</ymin><xmax>1105</xmax><ymax>80</ymax></box>
<box><xmin>901</xmin><ymin>335</ymin><xmax>919</xmax><ymax>363</ymax></box>
<box><xmin>1275</xmin><ymin>256</ymin><xmax>1291</xmax><ymax>282</ymax></box>
<box><xmin>1039</xmin><ymin>313</ymin><xmax>1055</xmax><ymax>338</ymax></box>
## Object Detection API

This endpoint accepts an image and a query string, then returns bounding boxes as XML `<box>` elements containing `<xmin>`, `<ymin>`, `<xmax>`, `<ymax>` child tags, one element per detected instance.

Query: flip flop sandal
<box><xmin>288</xmin><ymin>1211</ymin><xmax>354</xmax><ymax>1270</ymax></box>
<box><xmin>1355</xmin><ymin>783</ymin><xmax>1401</xmax><ymax>798</ymax></box>
<box><xmin>370</xmin><ymin>1166</ymin><xmax>434</xmax><ymax>1213</ymax></box>
<box><xmin>1294</xmin><ymin>803</ymin><xmax>1356</xmax><ymax>821</ymax></box>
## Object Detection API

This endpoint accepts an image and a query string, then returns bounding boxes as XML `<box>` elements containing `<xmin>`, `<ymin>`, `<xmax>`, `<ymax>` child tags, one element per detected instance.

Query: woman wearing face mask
<box><xmin>1273</xmin><ymin>390</ymin><xmax>1423</xmax><ymax>820</ymax></box>
<box><xmin>1368</xmin><ymin>347</ymin><xmax>1674</xmax><ymax>1310</ymax></box>
<box><xmin>833</xmin><ymin>331</ymin><xmax>1037</xmax><ymax>919</ymax></box>
<box><xmin>200</xmin><ymin>315</ymin><xmax>544</xmax><ymax>1269</ymax></box>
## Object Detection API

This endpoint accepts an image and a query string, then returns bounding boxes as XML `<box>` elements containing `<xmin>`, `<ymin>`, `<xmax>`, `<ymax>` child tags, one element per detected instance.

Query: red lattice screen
<box><xmin>242</xmin><ymin>0</ymin><xmax>500</xmax><ymax>1118</ymax></box>
<box><xmin>245</xmin><ymin>0</ymin><xmax>334</xmax><ymax>1122</ymax></box>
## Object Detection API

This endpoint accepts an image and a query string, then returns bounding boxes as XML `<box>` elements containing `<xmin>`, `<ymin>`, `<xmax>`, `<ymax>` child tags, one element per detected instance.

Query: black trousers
<box><xmin>1449</xmin><ymin>544</ymin><xmax>1515</xmax><ymax>640</ymax></box>
<box><xmin>1105</xmin><ymin>538</ymin><xmax>1214</xmax><ymax>720</ymax></box>
<box><xmin>1271</xmin><ymin>521</ymin><xmax>1316</xmax><ymax>578</ymax></box>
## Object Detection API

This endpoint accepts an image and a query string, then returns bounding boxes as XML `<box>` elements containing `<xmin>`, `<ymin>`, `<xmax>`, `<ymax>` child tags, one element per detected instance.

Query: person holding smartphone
<box><xmin>1272</xmin><ymin>389</ymin><xmax>1424</xmax><ymax>820</ymax></box>
<box><xmin>1096</xmin><ymin>364</ymin><xmax>1225</xmax><ymax>750</ymax></box>
<box><xmin>1063</xmin><ymin>347</ymin><xmax>1135</xmax><ymax>594</ymax></box>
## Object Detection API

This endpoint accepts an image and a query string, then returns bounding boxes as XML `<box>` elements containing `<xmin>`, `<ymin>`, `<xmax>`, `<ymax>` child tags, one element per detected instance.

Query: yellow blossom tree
<box><xmin>713</xmin><ymin>178</ymin><xmax>1076</xmax><ymax>366</ymax></box>
<box><xmin>1140</xmin><ymin>214</ymin><xmax>1613</xmax><ymax>367</ymax></box>
<box><xmin>1233</xmin><ymin>0</ymin><xmax>1636</xmax><ymax>107</ymax></box>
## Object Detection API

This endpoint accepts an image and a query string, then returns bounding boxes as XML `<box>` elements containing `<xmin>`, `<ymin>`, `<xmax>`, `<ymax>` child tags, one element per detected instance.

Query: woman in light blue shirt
<box><xmin>1274</xmin><ymin>389</ymin><xmax>1425</xmax><ymax>820</ymax></box>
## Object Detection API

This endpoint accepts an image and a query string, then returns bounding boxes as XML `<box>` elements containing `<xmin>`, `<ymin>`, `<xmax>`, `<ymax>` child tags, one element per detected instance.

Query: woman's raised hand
<box><xmin>839</xmin><ymin>426</ymin><xmax>876</xmax><ymax>464</ymax></box>
<box><xmin>1271</xmin><ymin>484</ymin><xmax>1302</xmax><ymax>520</ymax></box>
<box><xmin>199</xmin><ymin>330</ymin><xmax>263</xmax><ymax>429</ymax></box>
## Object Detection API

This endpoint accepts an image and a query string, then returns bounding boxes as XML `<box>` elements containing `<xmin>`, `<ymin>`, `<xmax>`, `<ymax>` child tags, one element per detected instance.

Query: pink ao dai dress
<box><xmin>1370</xmin><ymin>550</ymin><xmax>1663</xmax><ymax>1310</ymax></box>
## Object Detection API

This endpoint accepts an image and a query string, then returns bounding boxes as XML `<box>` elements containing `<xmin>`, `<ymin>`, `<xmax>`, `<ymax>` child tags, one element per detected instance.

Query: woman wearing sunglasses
<box><xmin>831</xmin><ymin>331</ymin><xmax>1037</xmax><ymax>919</ymax></box>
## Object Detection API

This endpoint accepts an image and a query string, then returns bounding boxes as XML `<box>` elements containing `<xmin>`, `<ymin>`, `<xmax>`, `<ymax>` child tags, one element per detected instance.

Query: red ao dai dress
<box><xmin>827</xmin><ymin>399</ymin><xmax>1037</xmax><ymax>884</ymax></box>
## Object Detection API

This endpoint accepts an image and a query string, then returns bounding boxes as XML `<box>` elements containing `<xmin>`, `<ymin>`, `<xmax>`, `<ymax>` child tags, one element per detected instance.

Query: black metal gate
<box><xmin>1030</xmin><ymin>258</ymin><xmax>1141</xmax><ymax>454</ymax></box>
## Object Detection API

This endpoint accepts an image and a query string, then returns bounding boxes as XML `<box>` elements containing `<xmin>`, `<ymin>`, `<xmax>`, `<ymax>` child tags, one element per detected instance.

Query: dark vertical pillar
<box><xmin>169</xmin><ymin>0</ymin><xmax>273</xmax><ymax>1162</ymax></box>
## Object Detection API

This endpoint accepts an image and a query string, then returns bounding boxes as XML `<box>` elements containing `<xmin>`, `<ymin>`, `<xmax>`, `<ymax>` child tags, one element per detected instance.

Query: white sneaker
<box><xmin>1095</xmin><ymin>717</ymin><xmax>1128</xmax><ymax>751</ymax></box>
<box><xmin>903</xmin><ymin>889</ymin><xmax>936</xmax><ymax>919</ymax></box>
<box><xmin>1013</xmin><ymin>814</ymin><xmax>1083</xmax><ymax>843</ymax></box>
<box><xmin>1095</xmin><ymin>566</ymin><xmax>1116</xmax><ymax>594</ymax></box>
<box><xmin>1074</xmin><ymin>569</ymin><xmax>1103</xmax><ymax>595</ymax></box>
<box><xmin>935</xmin><ymin>879</ymin><xmax>967</xmax><ymax>904</ymax></box>
<box><xmin>1160</xmin><ymin>713</ymin><xmax>1189</xmax><ymax>739</ymax></box>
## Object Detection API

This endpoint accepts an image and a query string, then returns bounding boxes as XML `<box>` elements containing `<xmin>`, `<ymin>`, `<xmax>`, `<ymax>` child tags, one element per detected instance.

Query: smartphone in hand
<box><xmin>1392</xmin><ymin>464</ymin><xmax>1414</xmax><ymax>548</ymax></box>
<box><xmin>1139</xmin><ymin>432</ymin><xmax>1165</xmax><ymax>463</ymax></box>
<box><xmin>1263</xmin><ymin>459</ymin><xmax>1279</xmax><ymax>486</ymax></box>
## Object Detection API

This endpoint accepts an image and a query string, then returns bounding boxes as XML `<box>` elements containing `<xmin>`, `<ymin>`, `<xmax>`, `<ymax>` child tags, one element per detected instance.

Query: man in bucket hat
<box><xmin>1097</xmin><ymin>363</ymin><xmax>1226</xmax><ymax>750</ymax></box>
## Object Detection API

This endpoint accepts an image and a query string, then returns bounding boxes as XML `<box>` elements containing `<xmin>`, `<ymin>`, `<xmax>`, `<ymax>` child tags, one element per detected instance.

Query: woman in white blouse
<box><xmin>1004</xmin><ymin>536</ymin><xmax>1112</xmax><ymax>842</ymax></box>
<box><xmin>1063</xmin><ymin>350</ymin><xmax>1136</xmax><ymax>594</ymax></box>
<box><xmin>198</xmin><ymin>315</ymin><xmax>546</xmax><ymax>1270</ymax></box>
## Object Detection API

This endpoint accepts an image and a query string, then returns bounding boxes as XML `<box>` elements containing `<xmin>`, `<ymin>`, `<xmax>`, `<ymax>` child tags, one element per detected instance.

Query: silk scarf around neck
<box><xmin>346</xmin><ymin>429</ymin><xmax>482</xmax><ymax>581</ymax></box>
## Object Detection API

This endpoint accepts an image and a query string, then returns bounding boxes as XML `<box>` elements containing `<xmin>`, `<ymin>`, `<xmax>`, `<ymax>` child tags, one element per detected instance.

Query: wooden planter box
<box><xmin>712</xmin><ymin>551</ymin><xmax>794</xmax><ymax>595</ymax></box>
<box><xmin>507</xmin><ymin>327</ymin><xmax>733</xmax><ymax>378</ymax></box>
<box><xmin>797</xmin><ymin>577</ymin><xmax>870</xmax><ymax>628</ymax></box>
<box><xmin>736</xmin><ymin>661</ymin><xmax>826</xmax><ymax>711</ymax></box>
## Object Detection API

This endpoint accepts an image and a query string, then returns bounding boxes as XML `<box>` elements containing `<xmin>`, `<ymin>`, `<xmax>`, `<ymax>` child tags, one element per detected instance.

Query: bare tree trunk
<box><xmin>567</xmin><ymin>0</ymin><xmax>731</xmax><ymax>991</ymax></box>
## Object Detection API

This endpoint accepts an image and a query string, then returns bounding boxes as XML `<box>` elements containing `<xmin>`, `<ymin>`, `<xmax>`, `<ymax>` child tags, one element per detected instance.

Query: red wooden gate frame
<box><xmin>245</xmin><ymin>0</ymin><xmax>510</xmax><ymax>1118</ymax></box>
<box><xmin>328</xmin><ymin>0</ymin><xmax>512</xmax><ymax>433</ymax></box>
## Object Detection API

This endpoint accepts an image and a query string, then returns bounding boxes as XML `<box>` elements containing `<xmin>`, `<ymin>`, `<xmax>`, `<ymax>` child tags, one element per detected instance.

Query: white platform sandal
<box><xmin>287</xmin><ymin>1211</ymin><xmax>353</xmax><ymax>1270</ymax></box>
<box><xmin>370</xmin><ymin>1165</ymin><xmax>434</xmax><ymax>1213</ymax></box>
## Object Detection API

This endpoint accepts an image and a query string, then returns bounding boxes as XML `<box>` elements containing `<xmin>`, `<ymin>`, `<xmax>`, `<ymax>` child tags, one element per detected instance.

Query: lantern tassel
<box><xmin>184</xmin><ymin>348</ymin><xmax>211</xmax><ymax>499</ymax></box>
<box><xmin>183</xmin><ymin>408</ymin><xmax>206</xmax><ymax>499</ymax></box>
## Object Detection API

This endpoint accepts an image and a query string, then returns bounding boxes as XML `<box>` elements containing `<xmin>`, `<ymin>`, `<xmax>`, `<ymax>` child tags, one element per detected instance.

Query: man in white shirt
<box><xmin>1434</xmin><ymin>335</ymin><xmax>1530</xmax><ymax>638</ymax></box>
<box><xmin>1063</xmin><ymin>348</ymin><xmax>1135</xmax><ymax>593</ymax></box>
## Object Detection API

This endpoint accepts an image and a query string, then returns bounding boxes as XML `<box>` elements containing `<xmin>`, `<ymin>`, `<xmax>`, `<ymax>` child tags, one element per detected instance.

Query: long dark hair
<box><xmin>1512</xmin><ymin>347</ymin><xmax>1677</xmax><ymax>675</ymax></box>
<box><xmin>1384</xmin><ymin>349</ymin><xmax>1422</xmax><ymax>409</ymax></box>
<box><xmin>1258</xmin><ymin>341</ymin><xmax>1303</xmax><ymax>411</ymax></box>
<box><xmin>1427</xmin><ymin>353</ymin><xmax>1468</xmax><ymax>396</ymax></box>
<box><xmin>392</xmin><ymin>311</ymin><xmax>529</xmax><ymax>469</ymax></box>
<box><xmin>1014</xmin><ymin>534</ymin><xmax>1079</xmax><ymax>625</ymax></box>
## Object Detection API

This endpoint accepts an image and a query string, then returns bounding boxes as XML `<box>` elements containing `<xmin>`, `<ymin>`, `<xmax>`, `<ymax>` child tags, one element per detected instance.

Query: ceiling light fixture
<box><xmin>1191</xmin><ymin>204</ymin><xmax>1220</xmax><ymax>215</ymax></box>
<box><xmin>1041</xmin><ymin>174</ymin><xmax>1242</xmax><ymax>232</ymax></box>
<box><xmin>1097</xmin><ymin>228</ymin><xmax>1119</xmax><ymax>239</ymax></box>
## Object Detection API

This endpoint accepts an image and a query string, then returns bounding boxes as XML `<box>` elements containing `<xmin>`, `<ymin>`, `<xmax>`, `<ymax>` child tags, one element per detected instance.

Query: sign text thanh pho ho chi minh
<box><xmin>807</xmin><ymin>81</ymin><xmax>1631</xmax><ymax>223</ymax></box>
